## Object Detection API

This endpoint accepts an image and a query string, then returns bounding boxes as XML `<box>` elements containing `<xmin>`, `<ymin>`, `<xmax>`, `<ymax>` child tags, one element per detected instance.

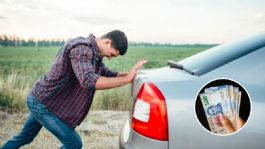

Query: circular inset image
<box><xmin>195</xmin><ymin>78</ymin><xmax>251</xmax><ymax>136</ymax></box>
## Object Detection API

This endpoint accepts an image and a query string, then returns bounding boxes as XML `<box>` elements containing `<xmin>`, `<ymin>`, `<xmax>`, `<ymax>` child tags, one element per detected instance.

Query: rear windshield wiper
<box><xmin>167</xmin><ymin>60</ymin><xmax>194</xmax><ymax>75</ymax></box>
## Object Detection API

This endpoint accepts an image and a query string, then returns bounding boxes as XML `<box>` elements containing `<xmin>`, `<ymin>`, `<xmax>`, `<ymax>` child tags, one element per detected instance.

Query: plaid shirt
<box><xmin>29</xmin><ymin>34</ymin><xmax>118</xmax><ymax>128</ymax></box>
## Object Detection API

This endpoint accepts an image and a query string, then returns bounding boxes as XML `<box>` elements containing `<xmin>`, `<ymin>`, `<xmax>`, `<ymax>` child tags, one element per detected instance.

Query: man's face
<box><xmin>106</xmin><ymin>47</ymin><xmax>120</xmax><ymax>60</ymax></box>
<box><xmin>100</xmin><ymin>39</ymin><xmax>120</xmax><ymax>60</ymax></box>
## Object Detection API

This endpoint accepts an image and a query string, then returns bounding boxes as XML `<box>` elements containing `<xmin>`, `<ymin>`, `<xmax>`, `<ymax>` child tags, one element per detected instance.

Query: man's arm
<box><xmin>69</xmin><ymin>44</ymin><xmax>147</xmax><ymax>90</ymax></box>
<box><xmin>117</xmin><ymin>72</ymin><xmax>128</xmax><ymax>77</ymax></box>
<box><xmin>69</xmin><ymin>44</ymin><xmax>100</xmax><ymax>90</ymax></box>
<box><xmin>95</xmin><ymin>76</ymin><xmax>129</xmax><ymax>90</ymax></box>
<box><xmin>95</xmin><ymin>59</ymin><xmax>147</xmax><ymax>90</ymax></box>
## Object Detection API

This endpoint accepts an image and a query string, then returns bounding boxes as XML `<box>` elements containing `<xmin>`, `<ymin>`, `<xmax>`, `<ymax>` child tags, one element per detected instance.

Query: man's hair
<box><xmin>101</xmin><ymin>30</ymin><xmax>128</xmax><ymax>55</ymax></box>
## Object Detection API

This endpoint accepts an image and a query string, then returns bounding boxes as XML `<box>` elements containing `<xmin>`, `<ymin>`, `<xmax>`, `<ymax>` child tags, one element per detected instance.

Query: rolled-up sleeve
<box><xmin>69</xmin><ymin>44</ymin><xmax>100</xmax><ymax>89</ymax></box>
<box><xmin>101</xmin><ymin>63</ymin><xmax>118</xmax><ymax>77</ymax></box>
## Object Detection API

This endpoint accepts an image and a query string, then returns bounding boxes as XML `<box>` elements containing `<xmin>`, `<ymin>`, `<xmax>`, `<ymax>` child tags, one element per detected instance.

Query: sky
<box><xmin>0</xmin><ymin>0</ymin><xmax>265</xmax><ymax>44</ymax></box>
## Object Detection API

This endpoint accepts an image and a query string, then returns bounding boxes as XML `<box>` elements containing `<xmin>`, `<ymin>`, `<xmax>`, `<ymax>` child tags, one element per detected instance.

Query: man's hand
<box><xmin>220</xmin><ymin>115</ymin><xmax>245</xmax><ymax>133</ymax></box>
<box><xmin>95</xmin><ymin>58</ymin><xmax>147</xmax><ymax>90</ymax></box>
<box><xmin>126</xmin><ymin>59</ymin><xmax>148</xmax><ymax>83</ymax></box>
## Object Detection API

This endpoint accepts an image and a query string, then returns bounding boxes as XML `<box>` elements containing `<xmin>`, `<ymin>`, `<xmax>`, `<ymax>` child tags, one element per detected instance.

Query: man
<box><xmin>1</xmin><ymin>30</ymin><xmax>147</xmax><ymax>149</ymax></box>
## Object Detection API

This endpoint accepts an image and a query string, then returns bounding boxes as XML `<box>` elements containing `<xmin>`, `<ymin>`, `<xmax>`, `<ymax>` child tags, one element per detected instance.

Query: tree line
<box><xmin>0</xmin><ymin>34</ymin><xmax>217</xmax><ymax>48</ymax></box>
<box><xmin>0</xmin><ymin>34</ymin><xmax>65</xmax><ymax>47</ymax></box>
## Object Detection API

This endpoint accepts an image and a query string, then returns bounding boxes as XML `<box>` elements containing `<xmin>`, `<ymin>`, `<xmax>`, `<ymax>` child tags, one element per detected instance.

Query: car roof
<box><xmin>178</xmin><ymin>32</ymin><xmax>265</xmax><ymax>76</ymax></box>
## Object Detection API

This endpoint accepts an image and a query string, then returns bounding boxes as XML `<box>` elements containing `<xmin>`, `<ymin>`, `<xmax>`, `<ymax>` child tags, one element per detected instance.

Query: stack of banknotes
<box><xmin>199</xmin><ymin>85</ymin><xmax>241</xmax><ymax>134</ymax></box>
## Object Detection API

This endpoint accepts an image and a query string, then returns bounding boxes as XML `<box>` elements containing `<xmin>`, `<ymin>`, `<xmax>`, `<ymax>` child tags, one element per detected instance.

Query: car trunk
<box><xmin>129</xmin><ymin>66</ymin><xmax>198</xmax><ymax>148</ymax></box>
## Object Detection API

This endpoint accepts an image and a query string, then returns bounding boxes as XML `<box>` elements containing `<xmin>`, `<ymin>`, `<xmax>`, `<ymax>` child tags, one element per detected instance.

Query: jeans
<box><xmin>1</xmin><ymin>95</ymin><xmax>82</xmax><ymax>149</ymax></box>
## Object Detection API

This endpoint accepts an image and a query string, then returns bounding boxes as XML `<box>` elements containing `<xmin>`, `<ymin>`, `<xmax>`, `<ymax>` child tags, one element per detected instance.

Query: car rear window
<box><xmin>178</xmin><ymin>33</ymin><xmax>265</xmax><ymax>76</ymax></box>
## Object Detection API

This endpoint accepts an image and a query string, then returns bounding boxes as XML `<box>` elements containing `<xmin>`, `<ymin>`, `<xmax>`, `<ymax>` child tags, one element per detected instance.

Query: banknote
<box><xmin>200</xmin><ymin>92</ymin><xmax>227</xmax><ymax>134</ymax></box>
<box><xmin>200</xmin><ymin>85</ymin><xmax>241</xmax><ymax>134</ymax></box>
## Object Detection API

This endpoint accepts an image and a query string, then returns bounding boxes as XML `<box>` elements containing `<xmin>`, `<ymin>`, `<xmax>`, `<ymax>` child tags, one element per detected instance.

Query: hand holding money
<box><xmin>200</xmin><ymin>85</ymin><xmax>242</xmax><ymax>134</ymax></box>
<box><xmin>220</xmin><ymin>115</ymin><xmax>245</xmax><ymax>133</ymax></box>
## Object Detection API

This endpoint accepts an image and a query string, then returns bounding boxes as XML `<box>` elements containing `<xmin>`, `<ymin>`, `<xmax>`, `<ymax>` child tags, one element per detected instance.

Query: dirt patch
<box><xmin>0</xmin><ymin>110</ymin><xmax>128</xmax><ymax>149</ymax></box>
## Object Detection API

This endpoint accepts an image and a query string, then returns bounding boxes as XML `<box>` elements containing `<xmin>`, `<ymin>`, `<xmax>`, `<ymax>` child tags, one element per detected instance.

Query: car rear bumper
<box><xmin>119</xmin><ymin>119</ymin><xmax>168</xmax><ymax>149</ymax></box>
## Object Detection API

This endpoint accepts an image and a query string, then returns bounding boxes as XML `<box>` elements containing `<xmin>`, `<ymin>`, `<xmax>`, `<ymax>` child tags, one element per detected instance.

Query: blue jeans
<box><xmin>1</xmin><ymin>95</ymin><xmax>82</xmax><ymax>149</ymax></box>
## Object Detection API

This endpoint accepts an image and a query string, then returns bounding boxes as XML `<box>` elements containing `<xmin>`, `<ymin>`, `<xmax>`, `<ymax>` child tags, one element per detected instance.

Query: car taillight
<box><xmin>132</xmin><ymin>83</ymin><xmax>168</xmax><ymax>141</ymax></box>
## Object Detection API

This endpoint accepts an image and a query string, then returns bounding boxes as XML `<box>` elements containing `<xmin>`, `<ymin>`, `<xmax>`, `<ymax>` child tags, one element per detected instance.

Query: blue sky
<box><xmin>0</xmin><ymin>0</ymin><xmax>264</xmax><ymax>43</ymax></box>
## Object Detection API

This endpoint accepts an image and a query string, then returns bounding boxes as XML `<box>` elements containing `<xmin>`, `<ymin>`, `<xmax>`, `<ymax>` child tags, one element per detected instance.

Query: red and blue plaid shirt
<box><xmin>29</xmin><ymin>34</ymin><xmax>118</xmax><ymax>128</ymax></box>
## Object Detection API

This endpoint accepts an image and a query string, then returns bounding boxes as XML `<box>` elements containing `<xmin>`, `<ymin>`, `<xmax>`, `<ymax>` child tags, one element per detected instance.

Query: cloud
<box><xmin>0</xmin><ymin>15</ymin><xmax>5</xmax><ymax>19</ymax></box>
<box><xmin>0</xmin><ymin>0</ymin><xmax>264</xmax><ymax>43</ymax></box>
<box><xmin>72</xmin><ymin>16</ymin><xmax>127</xmax><ymax>25</ymax></box>
<box><xmin>0</xmin><ymin>0</ymin><xmax>7</xmax><ymax>4</ymax></box>
<box><xmin>254</xmin><ymin>12</ymin><xmax>265</xmax><ymax>23</ymax></box>
<box><xmin>25</xmin><ymin>5</ymin><xmax>40</xmax><ymax>10</ymax></box>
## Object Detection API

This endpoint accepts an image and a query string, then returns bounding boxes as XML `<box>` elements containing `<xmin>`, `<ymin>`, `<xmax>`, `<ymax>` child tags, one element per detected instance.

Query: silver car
<box><xmin>119</xmin><ymin>33</ymin><xmax>265</xmax><ymax>149</ymax></box>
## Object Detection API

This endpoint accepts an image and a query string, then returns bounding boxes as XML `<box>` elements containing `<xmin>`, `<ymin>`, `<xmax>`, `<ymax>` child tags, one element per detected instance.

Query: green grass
<box><xmin>0</xmin><ymin>46</ymin><xmax>207</xmax><ymax>110</ymax></box>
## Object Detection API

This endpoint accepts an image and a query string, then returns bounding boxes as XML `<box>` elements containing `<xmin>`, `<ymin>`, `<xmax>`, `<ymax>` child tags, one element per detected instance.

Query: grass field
<box><xmin>0</xmin><ymin>46</ymin><xmax>207</xmax><ymax>110</ymax></box>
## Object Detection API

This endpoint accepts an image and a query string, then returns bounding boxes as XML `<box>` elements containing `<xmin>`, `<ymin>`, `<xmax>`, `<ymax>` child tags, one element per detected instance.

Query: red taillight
<box><xmin>131</xmin><ymin>83</ymin><xmax>168</xmax><ymax>141</ymax></box>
